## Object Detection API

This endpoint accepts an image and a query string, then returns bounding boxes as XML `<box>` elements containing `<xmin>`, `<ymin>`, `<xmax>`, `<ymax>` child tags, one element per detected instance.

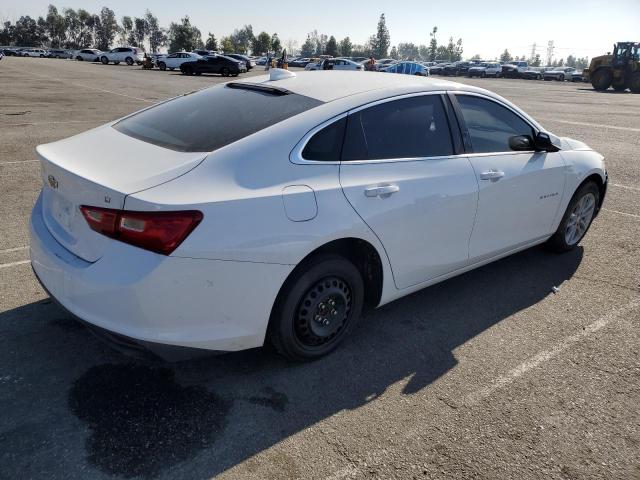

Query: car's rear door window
<box><xmin>342</xmin><ymin>95</ymin><xmax>454</xmax><ymax>160</ymax></box>
<box><xmin>113</xmin><ymin>85</ymin><xmax>323</xmax><ymax>153</ymax></box>
<box><xmin>302</xmin><ymin>117</ymin><xmax>347</xmax><ymax>161</ymax></box>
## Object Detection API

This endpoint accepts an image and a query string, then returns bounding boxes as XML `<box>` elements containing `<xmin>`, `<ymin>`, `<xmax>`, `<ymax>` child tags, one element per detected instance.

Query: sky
<box><xmin>2</xmin><ymin>0</ymin><xmax>639</xmax><ymax>60</ymax></box>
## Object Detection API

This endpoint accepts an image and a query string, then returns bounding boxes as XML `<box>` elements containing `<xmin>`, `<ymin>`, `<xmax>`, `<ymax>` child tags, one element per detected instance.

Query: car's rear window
<box><xmin>113</xmin><ymin>84</ymin><xmax>322</xmax><ymax>152</ymax></box>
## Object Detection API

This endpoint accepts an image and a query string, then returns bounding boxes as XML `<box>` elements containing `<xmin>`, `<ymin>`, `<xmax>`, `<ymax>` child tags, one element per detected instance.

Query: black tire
<box><xmin>125</xmin><ymin>56</ymin><xmax>134</xmax><ymax>66</ymax></box>
<box><xmin>546</xmin><ymin>181</ymin><xmax>600</xmax><ymax>253</ymax></box>
<box><xmin>591</xmin><ymin>68</ymin><xmax>612</xmax><ymax>91</ymax></box>
<box><xmin>181</xmin><ymin>66</ymin><xmax>193</xmax><ymax>75</ymax></box>
<box><xmin>221</xmin><ymin>67</ymin><xmax>230</xmax><ymax>77</ymax></box>
<box><xmin>559</xmin><ymin>74</ymin><xmax>565</xmax><ymax>81</ymax></box>
<box><xmin>612</xmin><ymin>76</ymin><xmax>627</xmax><ymax>92</ymax></box>
<box><xmin>101</xmin><ymin>56</ymin><xmax>108</xmax><ymax>65</ymax></box>
<box><xmin>76</xmin><ymin>56</ymin><xmax>83</xmax><ymax>61</ymax></box>
<box><xmin>114</xmin><ymin>61</ymin><xmax>120</xmax><ymax>65</ymax></box>
<box><xmin>629</xmin><ymin>72</ymin><xmax>640</xmax><ymax>94</ymax></box>
<box><xmin>158</xmin><ymin>61</ymin><xmax>166</xmax><ymax>71</ymax></box>
<box><xmin>269</xmin><ymin>254</ymin><xmax>364</xmax><ymax>361</ymax></box>
<box><xmin>195</xmin><ymin>72</ymin><xmax>202</xmax><ymax>76</ymax></box>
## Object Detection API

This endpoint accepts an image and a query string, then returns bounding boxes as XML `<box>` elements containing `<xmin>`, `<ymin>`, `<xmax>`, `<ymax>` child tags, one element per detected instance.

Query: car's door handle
<box><xmin>364</xmin><ymin>184</ymin><xmax>400</xmax><ymax>198</ymax></box>
<box><xmin>480</xmin><ymin>170</ymin><xmax>505</xmax><ymax>180</ymax></box>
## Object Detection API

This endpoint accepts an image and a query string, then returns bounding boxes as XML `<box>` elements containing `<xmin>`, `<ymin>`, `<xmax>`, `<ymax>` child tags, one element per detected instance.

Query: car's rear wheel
<box><xmin>221</xmin><ymin>67</ymin><xmax>230</xmax><ymax>77</ymax></box>
<box><xmin>158</xmin><ymin>61</ymin><xmax>166</xmax><ymax>71</ymax></box>
<box><xmin>546</xmin><ymin>181</ymin><xmax>600</xmax><ymax>252</ymax></box>
<box><xmin>269</xmin><ymin>254</ymin><xmax>364</xmax><ymax>361</ymax></box>
<box><xmin>181</xmin><ymin>66</ymin><xmax>193</xmax><ymax>75</ymax></box>
<box><xmin>76</xmin><ymin>56</ymin><xmax>83</xmax><ymax>61</ymax></box>
<box><xmin>101</xmin><ymin>56</ymin><xmax>108</xmax><ymax>65</ymax></box>
<box><xmin>125</xmin><ymin>57</ymin><xmax>134</xmax><ymax>66</ymax></box>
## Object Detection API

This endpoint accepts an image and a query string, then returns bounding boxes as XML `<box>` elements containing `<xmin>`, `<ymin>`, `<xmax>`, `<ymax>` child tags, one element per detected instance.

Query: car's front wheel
<box><xmin>546</xmin><ymin>181</ymin><xmax>600</xmax><ymax>252</ymax></box>
<box><xmin>125</xmin><ymin>57</ymin><xmax>134</xmax><ymax>66</ymax></box>
<box><xmin>269</xmin><ymin>254</ymin><xmax>364</xmax><ymax>361</ymax></box>
<box><xmin>76</xmin><ymin>56</ymin><xmax>83</xmax><ymax>61</ymax></box>
<box><xmin>221</xmin><ymin>67</ymin><xmax>230</xmax><ymax>77</ymax></box>
<box><xmin>158</xmin><ymin>61</ymin><xmax>166</xmax><ymax>71</ymax></box>
<box><xmin>100</xmin><ymin>56</ymin><xmax>108</xmax><ymax>64</ymax></box>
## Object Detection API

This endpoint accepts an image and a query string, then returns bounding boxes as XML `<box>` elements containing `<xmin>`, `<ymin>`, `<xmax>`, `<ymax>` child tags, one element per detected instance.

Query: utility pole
<box><xmin>546</xmin><ymin>40</ymin><xmax>555</xmax><ymax>66</ymax></box>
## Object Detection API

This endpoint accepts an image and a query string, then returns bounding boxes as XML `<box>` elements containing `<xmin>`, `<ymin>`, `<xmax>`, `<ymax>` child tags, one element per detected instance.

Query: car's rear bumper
<box><xmin>30</xmin><ymin>193</ymin><xmax>293</xmax><ymax>356</ymax></box>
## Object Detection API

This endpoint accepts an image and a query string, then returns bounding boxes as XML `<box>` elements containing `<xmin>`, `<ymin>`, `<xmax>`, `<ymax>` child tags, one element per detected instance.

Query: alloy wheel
<box><xmin>564</xmin><ymin>193</ymin><xmax>596</xmax><ymax>245</ymax></box>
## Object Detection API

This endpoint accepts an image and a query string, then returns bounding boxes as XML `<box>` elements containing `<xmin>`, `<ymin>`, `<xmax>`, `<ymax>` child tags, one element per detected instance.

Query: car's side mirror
<box><xmin>534</xmin><ymin>132</ymin><xmax>560</xmax><ymax>152</ymax></box>
<box><xmin>508</xmin><ymin>135</ymin><xmax>534</xmax><ymax>151</ymax></box>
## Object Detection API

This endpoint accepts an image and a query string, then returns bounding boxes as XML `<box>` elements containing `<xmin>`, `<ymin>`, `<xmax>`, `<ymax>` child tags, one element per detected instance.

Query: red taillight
<box><xmin>80</xmin><ymin>206</ymin><xmax>203</xmax><ymax>255</ymax></box>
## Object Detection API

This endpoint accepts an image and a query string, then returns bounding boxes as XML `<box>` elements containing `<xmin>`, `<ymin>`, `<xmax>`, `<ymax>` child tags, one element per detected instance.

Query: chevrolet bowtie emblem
<box><xmin>48</xmin><ymin>174</ymin><xmax>58</xmax><ymax>189</ymax></box>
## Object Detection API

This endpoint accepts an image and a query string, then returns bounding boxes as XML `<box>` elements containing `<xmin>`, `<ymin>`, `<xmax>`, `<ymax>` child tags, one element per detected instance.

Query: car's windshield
<box><xmin>113</xmin><ymin>84</ymin><xmax>323</xmax><ymax>152</ymax></box>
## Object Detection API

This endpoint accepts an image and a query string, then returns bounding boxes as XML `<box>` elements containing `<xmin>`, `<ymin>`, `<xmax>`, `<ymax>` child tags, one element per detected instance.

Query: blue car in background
<box><xmin>382</xmin><ymin>61</ymin><xmax>429</xmax><ymax>76</ymax></box>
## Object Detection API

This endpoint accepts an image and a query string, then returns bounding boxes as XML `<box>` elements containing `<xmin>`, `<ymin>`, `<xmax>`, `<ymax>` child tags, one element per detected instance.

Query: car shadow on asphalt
<box><xmin>0</xmin><ymin>245</ymin><xmax>583</xmax><ymax>479</ymax></box>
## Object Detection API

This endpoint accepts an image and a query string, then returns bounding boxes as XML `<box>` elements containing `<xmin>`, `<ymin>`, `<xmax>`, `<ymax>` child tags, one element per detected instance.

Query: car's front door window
<box><xmin>455</xmin><ymin>95</ymin><xmax>534</xmax><ymax>153</ymax></box>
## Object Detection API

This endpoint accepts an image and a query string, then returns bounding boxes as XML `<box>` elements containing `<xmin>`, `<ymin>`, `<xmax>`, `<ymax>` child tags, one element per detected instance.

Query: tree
<box><xmin>499</xmin><ymin>49</ymin><xmax>513</xmax><ymax>63</ymax></box>
<box><xmin>397</xmin><ymin>42</ymin><xmax>419</xmax><ymax>60</ymax></box>
<box><xmin>325</xmin><ymin>35</ymin><xmax>338</xmax><ymax>57</ymax></box>
<box><xmin>316</xmin><ymin>33</ymin><xmax>328</xmax><ymax>55</ymax></box>
<box><xmin>300</xmin><ymin>35</ymin><xmax>315</xmax><ymax>57</ymax></box>
<box><xmin>220</xmin><ymin>36</ymin><xmax>234</xmax><ymax>54</ymax></box>
<box><xmin>271</xmin><ymin>33</ymin><xmax>281</xmax><ymax>54</ymax></box>
<box><xmin>371</xmin><ymin>13</ymin><xmax>390</xmax><ymax>58</ymax></box>
<box><xmin>454</xmin><ymin>38</ymin><xmax>463</xmax><ymax>61</ymax></box>
<box><xmin>253</xmin><ymin>31</ymin><xmax>271</xmax><ymax>55</ymax></box>
<box><xmin>205</xmin><ymin>33</ymin><xmax>218</xmax><ymax>51</ymax></box>
<box><xmin>428</xmin><ymin>26</ymin><xmax>438</xmax><ymax>61</ymax></box>
<box><xmin>145</xmin><ymin>10</ymin><xmax>166</xmax><ymax>53</ymax></box>
<box><xmin>95</xmin><ymin>7</ymin><xmax>118</xmax><ymax>51</ymax></box>
<box><xmin>566</xmin><ymin>55</ymin><xmax>576</xmax><ymax>68</ymax></box>
<box><xmin>167</xmin><ymin>16</ymin><xmax>203</xmax><ymax>52</ymax></box>
<box><xmin>285</xmin><ymin>38</ymin><xmax>298</xmax><ymax>56</ymax></box>
<box><xmin>45</xmin><ymin>5</ymin><xmax>66</xmax><ymax>48</ymax></box>
<box><xmin>14</xmin><ymin>16</ymin><xmax>41</xmax><ymax>46</ymax></box>
<box><xmin>229</xmin><ymin>25</ymin><xmax>254</xmax><ymax>54</ymax></box>
<box><xmin>119</xmin><ymin>16</ymin><xmax>134</xmax><ymax>46</ymax></box>
<box><xmin>0</xmin><ymin>21</ymin><xmax>15</xmax><ymax>45</ymax></box>
<box><xmin>339</xmin><ymin>37</ymin><xmax>352</xmax><ymax>57</ymax></box>
<box><xmin>470</xmin><ymin>54</ymin><xmax>482</xmax><ymax>60</ymax></box>
<box><xmin>389</xmin><ymin>45</ymin><xmax>398</xmax><ymax>59</ymax></box>
<box><xmin>133</xmin><ymin>17</ymin><xmax>149</xmax><ymax>50</ymax></box>
<box><xmin>531</xmin><ymin>53</ymin><xmax>541</xmax><ymax>67</ymax></box>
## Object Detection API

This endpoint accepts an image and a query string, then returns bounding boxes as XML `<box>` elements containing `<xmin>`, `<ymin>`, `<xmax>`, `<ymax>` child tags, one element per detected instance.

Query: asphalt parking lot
<box><xmin>1</xmin><ymin>57</ymin><xmax>639</xmax><ymax>480</ymax></box>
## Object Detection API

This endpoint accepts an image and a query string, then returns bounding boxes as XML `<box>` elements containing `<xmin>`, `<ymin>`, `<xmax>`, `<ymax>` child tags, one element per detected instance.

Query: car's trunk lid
<box><xmin>37</xmin><ymin>125</ymin><xmax>206</xmax><ymax>262</ymax></box>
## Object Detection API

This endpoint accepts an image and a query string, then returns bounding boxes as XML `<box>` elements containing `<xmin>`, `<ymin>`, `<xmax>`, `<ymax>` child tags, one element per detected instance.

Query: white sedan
<box><xmin>30</xmin><ymin>70</ymin><xmax>607</xmax><ymax>361</ymax></box>
<box><xmin>156</xmin><ymin>52</ymin><xmax>202</xmax><ymax>71</ymax></box>
<box><xmin>75</xmin><ymin>49</ymin><xmax>102</xmax><ymax>62</ymax></box>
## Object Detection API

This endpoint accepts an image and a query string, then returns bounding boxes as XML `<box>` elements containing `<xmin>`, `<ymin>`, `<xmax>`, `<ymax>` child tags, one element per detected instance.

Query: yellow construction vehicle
<box><xmin>585</xmin><ymin>42</ymin><xmax>640</xmax><ymax>93</ymax></box>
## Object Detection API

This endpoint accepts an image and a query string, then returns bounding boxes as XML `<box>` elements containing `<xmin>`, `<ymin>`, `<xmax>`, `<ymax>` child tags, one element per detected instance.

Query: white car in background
<box><xmin>468</xmin><ymin>62</ymin><xmax>502</xmax><ymax>77</ymax></box>
<box><xmin>543</xmin><ymin>67</ymin><xmax>576</xmax><ymax>81</ymax></box>
<box><xmin>317</xmin><ymin>58</ymin><xmax>364</xmax><ymax>71</ymax></box>
<box><xmin>30</xmin><ymin>70</ymin><xmax>607</xmax><ymax>362</ymax></box>
<box><xmin>22</xmin><ymin>48</ymin><xmax>47</xmax><ymax>57</ymax></box>
<box><xmin>100</xmin><ymin>47</ymin><xmax>144</xmax><ymax>66</ymax></box>
<box><xmin>156</xmin><ymin>52</ymin><xmax>202</xmax><ymax>71</ymax></box>
<box><xmin>75</xmin><ymin>49</ymin><xmax>102</xmax><ymax>62</ymax></box>
<box><xmin>304</xmin><ymin>59</ymin><xmax>323</xmax><ymax>70</ymax></box>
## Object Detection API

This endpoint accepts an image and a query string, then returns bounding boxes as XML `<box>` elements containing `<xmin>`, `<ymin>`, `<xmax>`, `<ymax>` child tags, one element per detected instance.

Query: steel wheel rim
<box><xmin>565</xmin><ymin>192</ymin><xmax>596</xmax><ymax>245</ymax></box>
<box><xmin>294</xmin><ymin>276</ymin><xmax>352</xmax><ymax>347</ymax></box>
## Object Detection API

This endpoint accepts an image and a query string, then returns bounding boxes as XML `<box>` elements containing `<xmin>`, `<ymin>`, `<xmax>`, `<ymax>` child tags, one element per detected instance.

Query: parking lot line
<box><xmin>0</xmin><ymin>160</ymin><xmax>39</xmax><ymax>166</ymax></box>
<box><xmin>611</xmin><ymin>183</ymin><xmax>640</xmax><ymax>192</ymax></box>
<box><xmin>538</xmin><ymin>118</ymin><xmax>640</xmax><ymax>133</ymax></box>
<box><xmin>602</xmin><ymin>208</ymin><xmax>640</xmax><ymax>220</ymax></box>
<box><xmin>0</xmin><ymin>246</ymin><xmax>29</xmax><ymax>254</ymax></box>
<box><xmin>0</xmin><ymin>260</ymin><xmax>30</xmax><ymax>269</ymax></box>
<box><xmin>325</xmin><ymin>296</ymin><xmax>640</xmax><ymax>480</ymax></box>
